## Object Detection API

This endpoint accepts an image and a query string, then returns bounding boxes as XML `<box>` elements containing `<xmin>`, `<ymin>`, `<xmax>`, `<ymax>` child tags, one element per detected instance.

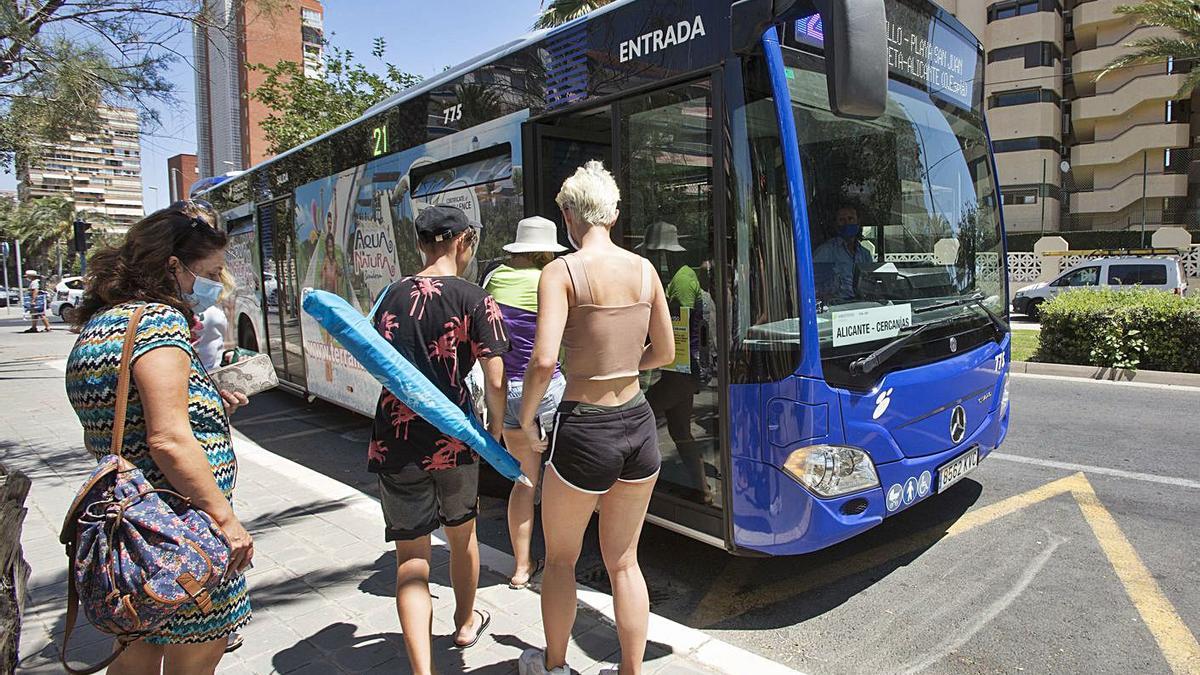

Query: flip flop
<box><xmin>508</xmin><ymin>559</ymin><xmax>545</xmax><ymax>590</ymax></box>
<box><xmin>453</xmin><ymin>609</ymin><xmax>491</xmax><ymax>649</ymax></box>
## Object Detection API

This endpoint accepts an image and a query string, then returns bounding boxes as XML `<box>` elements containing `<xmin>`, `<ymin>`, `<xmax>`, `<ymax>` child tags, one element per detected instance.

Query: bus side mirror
<box><xmin>812</xmin><ymin>0</ymin><xmax>887</xmax><ymax>119</ymax></box>
<box><xmin>731</xmin><ymin>0</ymin><xmax>887</xmax><ymax>120</ymax></box>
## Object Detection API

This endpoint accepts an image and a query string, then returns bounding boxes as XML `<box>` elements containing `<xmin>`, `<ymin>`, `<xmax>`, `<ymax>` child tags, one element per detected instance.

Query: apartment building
<box><xmin>16</xmin><ymin>105</ymin><xmax>143</xmax><ymax>228</ymax></box>
<box><xmin>194</xmin><ymin>0</ymin><xmax>324</xmax><ymax>178</ymax></box>
<box><xmin>938</xmin><ymin>0</ymin><xmax>1193</xmax><ymax>234</ymax></box>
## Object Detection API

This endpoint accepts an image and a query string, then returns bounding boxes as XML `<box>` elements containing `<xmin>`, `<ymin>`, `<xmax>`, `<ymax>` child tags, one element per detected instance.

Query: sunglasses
<box><xmin>167</xmin><ymin>199</ymin><xmax>220</xmax><ymax>232</ymax></box>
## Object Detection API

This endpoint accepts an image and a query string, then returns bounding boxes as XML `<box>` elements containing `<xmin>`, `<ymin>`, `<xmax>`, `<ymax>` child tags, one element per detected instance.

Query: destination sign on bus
<box><xmin>791</xmin><ymin>3</ymin><xmax>980</xmax><ymax>110</ymax></box>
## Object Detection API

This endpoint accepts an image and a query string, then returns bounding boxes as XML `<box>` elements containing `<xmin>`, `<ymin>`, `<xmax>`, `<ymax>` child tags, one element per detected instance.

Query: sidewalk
<box><xmin>1</xmin><ymin>317</ymin><xmax>794</xmax><ymax>675</ymax></box>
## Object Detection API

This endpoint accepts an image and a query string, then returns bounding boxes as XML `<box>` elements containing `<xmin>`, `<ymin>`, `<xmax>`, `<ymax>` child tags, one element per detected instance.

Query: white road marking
<box><xmin>900</xmin><ymin>534</ymin><xmax>1064</xmax><ymax>674</ymax></box>
<box><xmin>1011</xmin><ymin>372</ymin><xmax>1200</xmax><ymax>393</ymax></box>
<box><xmin>990</xmin><ymin>452</ymin><xmax>1200</xmax><ymax>490</ymax></box>
<box><xmin>42</xmin><ymin>359</ymin><xmax>67</xmax><ymax>373</ymax></box>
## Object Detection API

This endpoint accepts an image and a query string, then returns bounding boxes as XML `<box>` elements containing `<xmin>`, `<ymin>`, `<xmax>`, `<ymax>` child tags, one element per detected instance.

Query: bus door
<box><xmin>526</xmin><ymin>109</ymin><xmax>613</xmax><ymax>244</ymax></box>
<box><xmin>256</xmin><ymin>197</ymin><xmax>307</xmax><ymax>387</ymax></box>
<box><xmin>526</xmin><ymin>79</ymin><xmax>726</xmax><ymax>546</ymax></box>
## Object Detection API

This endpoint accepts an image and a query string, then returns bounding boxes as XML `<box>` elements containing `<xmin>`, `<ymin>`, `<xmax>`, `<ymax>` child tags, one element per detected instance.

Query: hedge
<box><xmin>1005</xmin><ymin>229</ymin><xmax>1200</xmax><ymax>252</ymax></box>
<box><xmin>1034</xmin><ymin>289</ymin><xmax>1200</xmax><ymax>372</ymax></box>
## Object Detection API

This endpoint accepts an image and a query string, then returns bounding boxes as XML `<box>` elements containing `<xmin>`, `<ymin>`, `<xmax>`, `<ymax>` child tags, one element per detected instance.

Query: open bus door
<box><xmin>257</xmin><ymin>197</ymin><xmax>307</xmax><ymax>388</ymax></box>
<box><xmin>525</xmin><ymin>79</ymin><xmax>728</xmax><ymax>548</ymax></box>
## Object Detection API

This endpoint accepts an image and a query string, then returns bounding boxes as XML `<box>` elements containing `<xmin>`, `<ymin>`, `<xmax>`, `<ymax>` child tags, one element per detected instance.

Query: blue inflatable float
<box><xmin>301</xmin><ymin>288</ymin><xmax>531</xmax><ymax>487</ymax></box>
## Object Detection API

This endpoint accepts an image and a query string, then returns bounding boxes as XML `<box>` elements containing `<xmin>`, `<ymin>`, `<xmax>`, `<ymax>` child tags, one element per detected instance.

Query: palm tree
<box><xmin>0</xmin><ymin>196</ymin><xmax>107</xmax><ymax>276</ymax></box>
<box><xmin>1097</xmin><ymin>0</ymin><xmax>1200</xmax><ymax>98</ymax></box>
<box><xmin>534</xmin><ymin>0</ymin><xmax>615</xmax><ymax>29</ymax></box>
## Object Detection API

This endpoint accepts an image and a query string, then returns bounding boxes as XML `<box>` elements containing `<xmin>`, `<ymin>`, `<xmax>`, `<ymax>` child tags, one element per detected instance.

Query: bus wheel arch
<box><xmin>237</xmin><ymin>315</ymin><xmax>259</xmax><ymax>352</ymax></box>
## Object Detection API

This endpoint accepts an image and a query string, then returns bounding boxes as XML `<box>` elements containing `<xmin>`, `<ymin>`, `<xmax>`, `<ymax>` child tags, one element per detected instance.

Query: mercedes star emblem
<box><xmin>949</xmin><ymin>405</ymin><xmax>967</xmax><ymax>444</ymax></box>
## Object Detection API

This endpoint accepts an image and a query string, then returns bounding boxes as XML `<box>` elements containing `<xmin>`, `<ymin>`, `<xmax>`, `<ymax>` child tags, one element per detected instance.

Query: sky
<box><xmin>1</xmin><ymin>0</ymin><xmax>548</xmax><ymax>209</ymax></box>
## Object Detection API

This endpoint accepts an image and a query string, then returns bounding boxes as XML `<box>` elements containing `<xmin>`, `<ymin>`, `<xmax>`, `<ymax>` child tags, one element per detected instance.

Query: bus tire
<box><xmin>238</xmin><ymin>316</ymin><xmax>259</xmax><ymax>353</ymax></box>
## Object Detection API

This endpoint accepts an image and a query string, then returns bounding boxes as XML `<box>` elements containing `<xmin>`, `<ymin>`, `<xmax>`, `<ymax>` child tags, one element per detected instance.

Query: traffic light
<box><xmin>72</xmin><ymin>220</ymin><xmax>92</xmax><ymax>254</ymax></box>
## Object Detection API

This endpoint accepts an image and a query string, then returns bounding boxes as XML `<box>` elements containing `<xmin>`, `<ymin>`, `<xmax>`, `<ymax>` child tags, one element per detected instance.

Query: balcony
<box><xmin>1074</xmin><ymin>0</ymin><xmax>1126</xmax><ymax>30</ymax></box>
<box><xmin>1072</xmin><ymin>73</ymin><xmax>1186</xmax><ymax>121</ymax></box>
<box><xmin>1072</xmin><ymin>27</ymin><xmax>1175</xmax><ymax>75</ymax></box>
<box><xmin>1070</xmin><ymin>173</ymin><xmax>1187</xmax><ymax>213</ymax></box>
<box><xmin>1071</xmin><ymin>123</ymin><xmax>1189</xmax><ymax>167</ymax></box>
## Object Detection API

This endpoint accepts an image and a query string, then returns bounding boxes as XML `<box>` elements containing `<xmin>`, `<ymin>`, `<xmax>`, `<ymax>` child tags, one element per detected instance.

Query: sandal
<box><xmin>508</xmin><ymin>558</ymin><xmax>545</xmax><ymax>590</ymax></box>
<box><xmin>453</xmin><ymin>609</ymin><xmax>491</xmax><ymax>649</ymax></box>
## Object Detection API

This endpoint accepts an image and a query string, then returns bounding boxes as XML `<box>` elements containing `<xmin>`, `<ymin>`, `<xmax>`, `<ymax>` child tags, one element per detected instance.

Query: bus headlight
<box><xmin>783</xmin><ymin>445</ymin><xmax>879</xmax><ymax>498</ymax></box>
<box><xmin>1000</xmin><ymin>374</ymin><xmax>1011</xmax><ymax>418</ymax></box>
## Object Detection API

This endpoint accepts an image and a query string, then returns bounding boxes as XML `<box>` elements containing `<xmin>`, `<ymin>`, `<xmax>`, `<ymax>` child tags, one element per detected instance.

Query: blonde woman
<box><xmin>518</xmin><ymin>162</ymin><xmax>674</xmax><ymax>675</ymax></box>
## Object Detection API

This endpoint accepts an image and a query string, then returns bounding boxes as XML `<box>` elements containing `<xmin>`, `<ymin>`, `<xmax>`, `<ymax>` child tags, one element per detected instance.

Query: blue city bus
<box><xmin>203</xmin><ymin>0</ymin><xmax>1010</xmax><ymax>556</ymax></box>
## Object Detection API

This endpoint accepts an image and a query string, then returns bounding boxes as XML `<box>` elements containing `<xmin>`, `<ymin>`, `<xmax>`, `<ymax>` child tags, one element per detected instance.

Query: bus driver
<box><xmin>812</xmin><ymin>203</ymin><xmax>873</xmax><ymax>303</ymax></box>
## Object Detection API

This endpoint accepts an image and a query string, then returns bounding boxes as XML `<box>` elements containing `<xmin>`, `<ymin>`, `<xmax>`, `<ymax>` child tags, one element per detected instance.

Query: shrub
<box><xmin>1034</xmin><ymin>289</ymin><xmax>1200</xmax><ymax>372</ymax></box>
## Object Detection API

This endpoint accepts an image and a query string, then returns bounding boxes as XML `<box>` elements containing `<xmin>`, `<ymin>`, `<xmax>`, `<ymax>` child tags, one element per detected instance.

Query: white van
<box><xmin>1011</xmin><ymin>256</ymin><xmax>1187</xmax><ymax>318</ymax></box>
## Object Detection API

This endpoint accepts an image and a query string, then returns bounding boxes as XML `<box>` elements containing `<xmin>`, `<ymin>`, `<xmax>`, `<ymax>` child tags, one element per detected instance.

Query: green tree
<box><xmin>0</xmin><ymin>196</ymin><xmax>108</xmax><ymax>275</ymax></box>
<box><xmin>534</xmin><ymin>0</ymin><xmax>615</xmax><ymax>29</ymax></box>
<box><xmin>1097</xmin><ymin>0</ymin><xmax>1200</xmax><ymax>97</ymax></box>
<box><xmin>250</xmin><ymin>37</ymin><xmax>421</xmax><ymax>155</ymax></box>
<box><xmin>0</xmin><ymin>1</ymin><xmax>255</xmax><ymax>173</ymax></box>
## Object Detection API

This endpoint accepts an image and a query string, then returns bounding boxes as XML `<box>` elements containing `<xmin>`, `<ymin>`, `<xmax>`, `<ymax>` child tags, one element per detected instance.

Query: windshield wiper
<box><xmin>913</xmin><ymin>292</ymin><xmax>1009</xmax><ymax>335</ymax></box>
<box><xmin>849</xmin><ymin>316</ymin><xmax>955</xmax><ymax>376</ymax></box>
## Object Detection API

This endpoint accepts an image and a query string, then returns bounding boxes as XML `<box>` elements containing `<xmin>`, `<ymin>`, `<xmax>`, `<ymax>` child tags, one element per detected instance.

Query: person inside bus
<box><xmin>481</xmin><ymin>215</ymin><xmax>568</xmax><ymax>589</ymax></box>
<box><xmin>812</xmin><ymin>203</ymin><xmax>873</xmax><ymax>303</ymax></box>
<box><xmin>367</xmin><ymin>205</ymin><xmax>510</xmax><ymax>673</ymax></box>
<box><xmin>641</xmin><ymin>221</ymin><xmax>716</xmax><ymax>506</ymax></box>
<box><xmin>517</xmin><ymin>161</ymin><xmax>674</xmax><ymax>675</ymax></box>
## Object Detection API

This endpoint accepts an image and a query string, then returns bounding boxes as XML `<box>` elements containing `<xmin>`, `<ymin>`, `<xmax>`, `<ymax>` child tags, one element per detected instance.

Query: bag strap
<box><xmin>109</xmin><ymin>304</ymin><xmax>147</xmax><ymax>459</ymax></box>
<box><xmin>60</xmin><ymin>304</ymin><xmax>147</xmax><ymax>674</ymax></box>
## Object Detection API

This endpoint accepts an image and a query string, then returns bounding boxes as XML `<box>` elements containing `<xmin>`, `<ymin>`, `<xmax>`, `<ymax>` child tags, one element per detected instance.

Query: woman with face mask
<box><xmin>65</xmin><ymin>201</ymin><xmax>254</xmax><ymax>675</ymax></box>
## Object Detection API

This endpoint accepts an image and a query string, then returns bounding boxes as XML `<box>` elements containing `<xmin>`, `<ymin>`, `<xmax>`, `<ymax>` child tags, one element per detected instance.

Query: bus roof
<box><xmin>206</xmin><ymin>0</ymin><xmax>645</xmax><ymax>190</ymax></box>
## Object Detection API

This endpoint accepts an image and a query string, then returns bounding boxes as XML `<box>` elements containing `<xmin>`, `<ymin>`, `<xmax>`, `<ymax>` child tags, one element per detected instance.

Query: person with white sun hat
<box><xmin>482</xmin><ymin>215</ymin><xmax>568</xmax><ymax>589</ymax></box>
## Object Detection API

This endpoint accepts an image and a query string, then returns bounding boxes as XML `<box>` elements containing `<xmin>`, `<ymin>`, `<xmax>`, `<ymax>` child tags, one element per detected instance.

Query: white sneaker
<box><xmin>518</xmin><ymin>648</ymin><xmax>571</xmax><ymax>675</ymax></box>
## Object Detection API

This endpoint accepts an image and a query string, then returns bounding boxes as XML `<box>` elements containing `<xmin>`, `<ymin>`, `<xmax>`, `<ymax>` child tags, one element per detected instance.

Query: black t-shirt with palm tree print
<box><xmin>369</xmin><ymin>275</ymin><xmax>510</xmax><ymax>472</ymax></box>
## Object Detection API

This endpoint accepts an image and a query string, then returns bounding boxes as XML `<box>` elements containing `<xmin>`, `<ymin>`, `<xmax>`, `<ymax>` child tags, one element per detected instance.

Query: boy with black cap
<box><xmin>368</xmin><ymin>204</ymin><xmax>510</xmax><ymax>672</ymax></box>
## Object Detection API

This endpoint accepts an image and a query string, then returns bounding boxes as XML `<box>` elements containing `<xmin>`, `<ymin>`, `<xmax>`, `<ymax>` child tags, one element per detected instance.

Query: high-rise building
<box><xmin>939</xmin><ymin>0</ymin><xmax>1196</xmax><ymax>234</ymax></box>
<box><xmin>167</xmin><ymin>153</ymin><xmax>200</xmax><ymax>201</ymax></box>
<box><xmin>193</xmin><ymin>0</ymin><xmax>324</xmax><ymax>178</ymax></box>
<box><xmin>16</xmin><ymin>105</ymin><xmax>143</xmax><ymax>228</ymax></box>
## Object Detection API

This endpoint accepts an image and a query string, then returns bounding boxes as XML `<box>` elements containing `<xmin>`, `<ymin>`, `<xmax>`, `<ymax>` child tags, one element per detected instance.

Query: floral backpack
<box><xmin>58</xmin><ymin>305</ymin><xmax>231</xmax><ymax>674</ymax></box>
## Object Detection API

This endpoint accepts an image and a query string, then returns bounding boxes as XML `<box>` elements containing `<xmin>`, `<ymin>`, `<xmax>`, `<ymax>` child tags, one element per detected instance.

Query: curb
<box><xmin>231</xmin><ymin>430</ymin><xmax>804</xmax><ymax>675</ymax></box>
<box><xmin>1011</xmin><ymin>360</ymin><xmax>1200</xmax><ymax>387</ymax></box>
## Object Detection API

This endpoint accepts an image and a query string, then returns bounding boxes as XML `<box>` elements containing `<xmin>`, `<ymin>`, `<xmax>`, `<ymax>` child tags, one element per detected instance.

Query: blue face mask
<box><xmin>839</xmin><ymin>223</ymin><xmax>861</xmax><ymax>239</ymax></box>
<box><xmin>182</xmin><ymin>265</ymin><xmax>223</xmax><ymax>313</ymax></box>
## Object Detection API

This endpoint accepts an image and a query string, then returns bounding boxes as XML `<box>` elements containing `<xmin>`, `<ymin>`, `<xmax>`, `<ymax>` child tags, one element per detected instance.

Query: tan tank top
<box><xmin>561</xmin><ymin>254</ymin><xmax>653</xmax><ymax>381</ymax></box>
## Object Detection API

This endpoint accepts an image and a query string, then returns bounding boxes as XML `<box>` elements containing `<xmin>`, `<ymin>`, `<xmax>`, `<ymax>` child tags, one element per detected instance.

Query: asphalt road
<box><xmin>231</xmin><ymin>374</ymin><xmax>1199</xmax><ymax>674</ymax></box>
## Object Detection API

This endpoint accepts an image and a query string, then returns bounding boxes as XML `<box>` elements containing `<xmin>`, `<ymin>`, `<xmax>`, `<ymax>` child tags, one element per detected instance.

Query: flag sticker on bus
<box><xmin>831</xmin><ymin>304</ymin><xmax>913</xmax><ymax>347</ymax></box>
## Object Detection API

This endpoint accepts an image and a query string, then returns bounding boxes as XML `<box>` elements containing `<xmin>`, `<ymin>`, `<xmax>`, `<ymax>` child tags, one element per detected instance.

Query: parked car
<box><xmin>50</xmin><ymin>276</ymin><xmax>85</xmax><ymax>321</ymax></box>
<box><xmin>1012</xmin><ymin>256</ymin><xmax>1188</xmax><ymax>318</ymax></box>
<box><xmin>1</xmin><ymin>285</ymin><xmax>24</xmax><ymax>307</ymax></box>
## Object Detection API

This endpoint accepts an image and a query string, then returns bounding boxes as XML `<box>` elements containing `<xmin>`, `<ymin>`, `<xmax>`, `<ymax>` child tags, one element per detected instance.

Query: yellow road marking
<box><xmin>1073</xmin><ymin>478</ymin><xmax>1200</xmax><ymax>674</ymax></box>
<box><xmin>691</xmin><ymin>473</ymin><xmax>1200</xmax><ymax>674</ymax></box>
<box><xmin>690</xmin><ymin>473</ymin><xmax>1080</xmax><ymax>627</ymax></box>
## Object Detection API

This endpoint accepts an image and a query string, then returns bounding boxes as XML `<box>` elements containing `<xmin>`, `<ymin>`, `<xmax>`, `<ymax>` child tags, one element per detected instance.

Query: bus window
<box><xmin>782</xmin><ymin>49</ymin><xmax>1005</xmax><ymax>389</ymax></box>
<box><xmin>733</xmin><ymin>77</ymin><xmax>803</xmax><ymax>383</ymax></box>
<box><xmin>619</xmin><ymin>80</ymin><xmax>721</xmax><ymax>510</ymax></box>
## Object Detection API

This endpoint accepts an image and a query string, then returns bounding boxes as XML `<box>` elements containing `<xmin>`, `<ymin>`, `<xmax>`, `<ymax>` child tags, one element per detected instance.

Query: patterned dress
<box><xmin>65</xmin><ymin>301</ymin><xmax>251</xmax><ymax>644</ymax></box>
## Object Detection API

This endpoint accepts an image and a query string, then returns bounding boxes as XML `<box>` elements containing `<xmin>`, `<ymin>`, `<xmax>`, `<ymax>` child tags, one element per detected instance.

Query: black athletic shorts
<box><xmin>378</xmin><ymin>463</ymin><xmax>479</xmax><ymax>541</ymax></box>
<box><xmin>545</xmin><ymin>398</ymin><xmax>660</xmax><ymax>494</ymax></box>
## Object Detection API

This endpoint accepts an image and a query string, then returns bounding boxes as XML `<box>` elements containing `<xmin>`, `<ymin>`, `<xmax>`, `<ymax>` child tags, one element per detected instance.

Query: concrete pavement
<box><xmin>1</xmin><ymin>318</ymin><xmax>791</xmax><ymax>675</ymax></box>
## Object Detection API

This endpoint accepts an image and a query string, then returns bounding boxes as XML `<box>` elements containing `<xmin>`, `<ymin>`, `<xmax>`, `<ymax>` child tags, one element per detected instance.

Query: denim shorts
<box><xmin>504</xmin><ymin>373</ymin><xmax>566</xmax><ymax>429</ymax></box>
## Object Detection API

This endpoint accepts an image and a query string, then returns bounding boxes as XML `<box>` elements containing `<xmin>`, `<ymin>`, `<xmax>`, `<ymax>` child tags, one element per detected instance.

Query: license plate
<box><xmin>938</xmin><ymin>447</ymin><xmax>979</xmax><ymax>494</ymax></box>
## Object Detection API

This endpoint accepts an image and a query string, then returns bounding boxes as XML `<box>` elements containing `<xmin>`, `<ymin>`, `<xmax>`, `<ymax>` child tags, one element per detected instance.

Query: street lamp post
<box><xmin>169</xmin><ymin>167</ymin><xmax>184</xmax><ymax>201</ymax></box>
<box><xmin>148</xmin><ymin>185</ymin><xmax>159</xmax><ymax>212</ymax></box>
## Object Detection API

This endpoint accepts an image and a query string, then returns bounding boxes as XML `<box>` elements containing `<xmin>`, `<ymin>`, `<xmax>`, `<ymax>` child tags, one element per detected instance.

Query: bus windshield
<box><xmin>785</xmin><ymin>47</ymin><xmax>1004</xmax><ymax>384</ymax></box>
